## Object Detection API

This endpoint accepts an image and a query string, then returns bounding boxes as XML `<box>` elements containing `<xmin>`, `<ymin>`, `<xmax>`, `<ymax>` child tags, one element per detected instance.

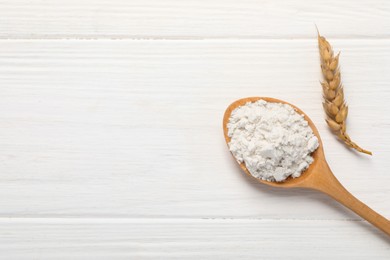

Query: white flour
<box><xmin>227</xmin><ymin>100</ymin><xmax>319</xmax><ymax>182</ymax></box>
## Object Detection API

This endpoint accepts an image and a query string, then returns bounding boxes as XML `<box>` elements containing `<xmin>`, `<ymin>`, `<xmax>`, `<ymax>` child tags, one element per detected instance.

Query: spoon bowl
<box><xmin>223</xmin><ymin>97</ymin><xmax>390</xmax><ymax>236</ymax></box>
<box><xmin>223</xmin><ymin>97</ymin><xmax>324</xmax><ymax>188</ymax></box>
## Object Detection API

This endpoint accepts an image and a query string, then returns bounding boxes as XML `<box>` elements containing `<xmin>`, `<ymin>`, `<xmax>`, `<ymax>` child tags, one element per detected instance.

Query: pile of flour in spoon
<box><xmin>227</xmin><ymin>100</ymin><xmax>319</xmax><ymax>182</ymax></box>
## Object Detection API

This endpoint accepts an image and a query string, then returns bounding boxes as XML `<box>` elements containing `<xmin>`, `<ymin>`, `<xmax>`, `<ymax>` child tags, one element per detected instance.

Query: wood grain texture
<box><xmin>0</xmin><ymin>218</ymin><xmax>389</xmax><ymax>259</ymax></box>
<box><xmin>0</xmin><ymin>40</ymin><xmax>389</xmax><ymax>220</ymax></box>
<box><xmin>1</xmin><ymin>1</ymin><xmax>390</xmax><ymax>256</ymax></box>
<box><xmin>0</xmin><ymin>0</ymin><xmax>389</xmax><ymax>39</ymax></box>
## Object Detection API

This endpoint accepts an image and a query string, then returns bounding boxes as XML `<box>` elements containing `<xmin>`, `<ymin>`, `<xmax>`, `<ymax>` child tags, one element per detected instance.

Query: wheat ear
<box><xmin>317</xmin><ymin>31</ymin><xmax>372</xmax><ymax>155</ymax></box>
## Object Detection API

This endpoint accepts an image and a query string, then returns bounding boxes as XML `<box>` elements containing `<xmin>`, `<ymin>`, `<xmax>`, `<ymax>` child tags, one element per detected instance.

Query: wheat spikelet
<box><xmin>317</xmin><ymin>30</ymin><xmax>372</xmax><ymax>155</ymax></box>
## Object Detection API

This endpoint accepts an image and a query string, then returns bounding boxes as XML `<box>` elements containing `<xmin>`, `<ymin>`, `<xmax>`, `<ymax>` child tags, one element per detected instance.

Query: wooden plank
<box><xmin>0</xmin><ymin>39</ymin><xmax>389</xmax><ymax>219</ymax></box>
<box><xmin>0</xmin><ymin>0</ymin><xmax>389</xmax><ymax>39</ymax></box>
<box><xmin>0</xmin><ymin>218</ymin><xmax>389</xmax><ymax>259</ymax></box>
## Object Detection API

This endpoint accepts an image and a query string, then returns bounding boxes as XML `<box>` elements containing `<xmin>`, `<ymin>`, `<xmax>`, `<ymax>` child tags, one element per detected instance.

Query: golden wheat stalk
<box><xmin>317</xmin><ymin>31</ymin><xmax>372</xmax><ymax>155</ymax></box>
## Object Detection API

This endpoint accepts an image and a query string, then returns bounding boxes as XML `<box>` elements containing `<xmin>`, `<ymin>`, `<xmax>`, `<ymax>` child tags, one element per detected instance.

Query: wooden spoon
<box><xmin>223</xmin><ymin>97</ymin><xmax>390</xmax><ymax>236</ymax></box>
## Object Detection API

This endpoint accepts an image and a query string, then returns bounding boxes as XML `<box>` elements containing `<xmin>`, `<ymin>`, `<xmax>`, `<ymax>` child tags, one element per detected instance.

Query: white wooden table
<box><xmin>0</xmin><ymin>0</ymin><xmax>389</xmax><ymax>259</ymax></box>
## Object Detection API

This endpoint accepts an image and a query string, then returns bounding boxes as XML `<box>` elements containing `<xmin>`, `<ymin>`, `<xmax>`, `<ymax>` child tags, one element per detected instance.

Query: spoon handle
<box><xmin>310</xmin><ymin>164</ymin><xmax>390</xmax><ymax>236</ymax></box>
